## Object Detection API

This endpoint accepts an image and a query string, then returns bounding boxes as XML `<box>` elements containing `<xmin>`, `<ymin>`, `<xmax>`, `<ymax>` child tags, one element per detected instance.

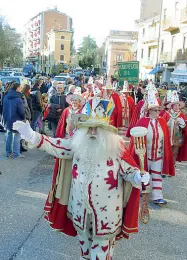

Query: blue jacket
<box><xmin>3</xmin><ymin>89</ymin><xmax>25</xmax><ymax>130</ymax></box>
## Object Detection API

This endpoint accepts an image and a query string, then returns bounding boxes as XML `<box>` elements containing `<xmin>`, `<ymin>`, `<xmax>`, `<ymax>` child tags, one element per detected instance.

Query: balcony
<box><xmin>143</xmin><ymin>34</ymin><xmax>158</xmax><ymax>45</ymax></box>
<box><xmin>181</xmin><ymin>7</ymin><xmax>187</xmax><ymax>24</ymax></box>
<box><xmin>142</xmin><ymin>58</ymin><xmax>154</xmax><ymax>69</ymax></box>
<box><xmin>162</xmin><ymin>17</ymin><xmax>179</xmax><ymax>32</ymax></box>
<box><xmin>159</xmin><ymin>52</ymin><xmax>171</xmax><ymax>62</ymax></box>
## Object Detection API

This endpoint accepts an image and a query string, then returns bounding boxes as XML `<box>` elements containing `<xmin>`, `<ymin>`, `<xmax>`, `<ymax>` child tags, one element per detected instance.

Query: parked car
<box><xmin>52</xmin><ymin>75</ymin><xmax>67</xmax><ymax>84</ymax></box>
<box><xmin>10</xmin><ymin>72</ymin><xmax>24</xmax><ymax>77</ymax></box>
<box><xmin>0</xmin><ymin>76</ymin><xmax>31</xmax><ymax>87</ymax></box>
<box><xmin>0</xmin><ymin>71</ymin><xmax>11</xmax><ymax>77</ymax></box>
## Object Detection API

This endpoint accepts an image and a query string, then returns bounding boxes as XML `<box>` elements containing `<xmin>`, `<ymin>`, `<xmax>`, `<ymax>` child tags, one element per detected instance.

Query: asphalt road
<box><xmin>0</xmin><ymin>132</ymin><xmax>187</xmax><ymax>260</ymax></box>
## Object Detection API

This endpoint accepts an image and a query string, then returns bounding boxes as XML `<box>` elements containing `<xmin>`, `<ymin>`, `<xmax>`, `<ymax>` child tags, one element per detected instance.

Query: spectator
<box><xmin>40</xmin><ymin>77</ymin><xmax>48</xmax><ymax>94</ymax></box>
<box><xmin>47</xmin><ymin>80</ymin><xmax>58</xmax><ymax>101</ymax></box>
<box><xmin>3</xmin><ymin>83</ymin><xmax>25</xmax><ymax>158</ymax></box>
<box><xmin>46</xmin><ymin>77</ymin><xmax>52</xmax><ymax>90</ymax></box>
<box><xmin>21</xmin><ymin>84</ymin><xmax>32</xmax><ymax>122</ymax></box>
<box><xmin>30</xmin><ymin>80</ymin><xmax>42</xmax><ymax>130</ymax></box>
<box><xmin>49</xmin><ymin>84</ymin><xmax>69</xmax><ymax>137</ymax></box>
<box><xmin>66</xmin><ymin>84</ymin><xmax>76</xmax><ymax>96</ymax></box>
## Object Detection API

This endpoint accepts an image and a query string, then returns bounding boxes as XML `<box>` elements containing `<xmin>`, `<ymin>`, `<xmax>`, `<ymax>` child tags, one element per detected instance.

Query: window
<box><xmin>116</xmin><ymin>54</ymin><xmax>123</xmax><ymax>61</ymax></box>
<box><xmin>148</xmin><ymin>48</ymin><xmax>151</xmax><ymax>58</ymax></box>
<box><xmin>61</xmin><ymin>44</ymin><xmax>64</xmax><ymax>50</ymax></box>
<box><xmin>161</xmin><ymin>40</ymin><xmax>164</xmax><ymax>53</ymax></box>
<box><xmin>142</xmin><ymin>28</ymin><xmax>145</xmax><ymax>37</ymax></box>
<box><xmin>183</xmin><ymin>34</ymin><xmax>187</xmax><ymax>49</ymax></box>
<box><xmin>163</xmin><ymin>9</ymin><xmax>167</xmax><ymax>20</ymax></box>
<box><xmin>141</xmin><ymin>49</ymin><xmax>144</xmax><ymax>59</ymax></box>
<box><xmin>60</xmin><ymin>55</ymin><xmax>64</xmax><ymax>61</ymax></box>
<box><xmin>61</xmin><ymin>36</ymin><xmax>65</xmax><ymax>39</ymax></box>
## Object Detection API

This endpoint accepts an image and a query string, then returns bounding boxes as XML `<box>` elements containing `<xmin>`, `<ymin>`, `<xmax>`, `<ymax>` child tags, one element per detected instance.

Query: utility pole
<box><xmin>156</xmin><ymin>0</ymin><xmax>164</xmax><ymax>82</ymax></box>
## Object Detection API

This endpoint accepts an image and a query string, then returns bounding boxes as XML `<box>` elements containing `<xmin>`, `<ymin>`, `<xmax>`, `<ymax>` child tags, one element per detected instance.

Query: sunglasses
<box><xmin>151</xmin><ymin>109</ymin><xmax>160</xmax><ymax>112</ymax></box>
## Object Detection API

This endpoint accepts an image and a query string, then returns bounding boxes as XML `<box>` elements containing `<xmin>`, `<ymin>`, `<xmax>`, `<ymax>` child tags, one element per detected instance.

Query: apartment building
<box><xmin>159</xmin><ymin>0</ymin><xmax>187</xmax><ymax>83</ymax></box>
<box><xmin>137</xmin><ymin>15</ymin><xmax>161</xmax><ymax>80</ymax></box>
<box><xmin>105</xmin><ymin>30</ymin><xmax>138</xmax><ymax>77</ymax></box>
<box><xmin>40</xmin><ymin>30</ymin><xmax>72</xmax><ymax>74</ymax></box>
<box><xmin>140</xmin><ymin>0</ymin><xmax>163</xmax><ymax>22</ymax></box>
<box><xmin>23</xmin><ymin>8</ymin><xmax>72</xmax><ymax>72</ymax></box>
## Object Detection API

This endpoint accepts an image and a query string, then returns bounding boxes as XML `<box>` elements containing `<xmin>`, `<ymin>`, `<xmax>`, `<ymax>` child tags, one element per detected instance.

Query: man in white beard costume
<box><xmin>13</xmin><ymin>98</ymin><xmax>149</xmax><ymax>260</ymax></box>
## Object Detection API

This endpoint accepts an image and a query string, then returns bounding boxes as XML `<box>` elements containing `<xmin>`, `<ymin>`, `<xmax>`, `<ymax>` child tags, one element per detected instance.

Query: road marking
<box><xmin>16</xmin><ymin>189</ymin><xmax>48</xmax><ymax>200</ymax></box>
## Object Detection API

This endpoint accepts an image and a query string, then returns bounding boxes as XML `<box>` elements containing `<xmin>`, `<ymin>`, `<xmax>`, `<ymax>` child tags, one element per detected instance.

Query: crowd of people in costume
<box><xmin>2</xmin><ymin>74</ymin><xmax>187</xmax><ymax>260</ymax></box>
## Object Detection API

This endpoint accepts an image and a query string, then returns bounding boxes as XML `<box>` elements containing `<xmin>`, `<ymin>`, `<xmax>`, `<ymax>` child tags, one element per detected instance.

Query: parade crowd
<box><xmin>1</xmin><ymin>74</ymin><xmax>187</xmax><ymax>260</ymax></box>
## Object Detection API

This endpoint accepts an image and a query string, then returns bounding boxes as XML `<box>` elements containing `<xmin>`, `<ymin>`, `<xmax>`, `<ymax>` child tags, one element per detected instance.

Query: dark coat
<box><xmin>31</xmin><ymin>86</ymin><xmax>42</xmax><ymax>112</ymax></box>
<box><xmin>3</xmin><ymin>88</ymin><xmax>25</xmax><ymax>130</ymax></box>
<box><xmin>21</xmin><ymin>94</ymin><xmax>31</xmax><ymax>121</ymax></box>
<box><xmin>48</xmin><ymin>94</ymin><xmax>69</xmax><ymax>122</ymax></box>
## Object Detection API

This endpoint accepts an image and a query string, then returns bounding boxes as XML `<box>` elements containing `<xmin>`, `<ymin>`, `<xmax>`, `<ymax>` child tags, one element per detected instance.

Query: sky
<box><xmin>0</xmin><ymin>0</ymin><xmax>140</xmax><ymax>49</ymax></box>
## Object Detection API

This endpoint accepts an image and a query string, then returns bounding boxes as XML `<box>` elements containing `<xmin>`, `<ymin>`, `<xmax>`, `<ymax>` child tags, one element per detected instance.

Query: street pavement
<box><xmin>0</xmin><ymin>131</ymin><xmax>187</xmax><ymax>260</ymax></box>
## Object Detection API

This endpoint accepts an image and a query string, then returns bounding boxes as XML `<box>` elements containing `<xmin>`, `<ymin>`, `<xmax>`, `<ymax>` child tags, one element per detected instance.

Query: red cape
<box><xmin>44</xmin><ymin>135</ymin><xmax>140</xmax><ymax>239</ymax></box>
<box><xmin>126</xmin><ymin>100</ymin><xmax>144</xmax><ymax>137</ymax></box>
<box><xmin>110</xmin><ymin>92</ymin><xmax>122</xmax><ymax>128</ymax></box>
<box><xmin>163</xmin><ymin>112</ymin><xmax>187</xmax><ymax>162</ymax></box>
<box><xmin>121</xmin><ymin>95</ymin><xmax>135</xmax><ymax>123</ymax></box>
<box><xmin>128</xmin><ymin>117</ymin><xmax>175</xmax><ymax>177</ymax></box>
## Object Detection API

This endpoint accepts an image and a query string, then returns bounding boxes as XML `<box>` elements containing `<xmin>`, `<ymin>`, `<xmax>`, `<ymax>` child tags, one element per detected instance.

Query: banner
<box><xmin>118</xmin><ymin>61</ymin><xmax>139</xmax><ymax>86</ymax></box>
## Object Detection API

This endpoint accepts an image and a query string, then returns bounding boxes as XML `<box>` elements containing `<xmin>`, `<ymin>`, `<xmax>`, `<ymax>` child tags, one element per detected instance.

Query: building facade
<box><xmin>158</xmin><ymin>0</ymin><xmax>187</xmax><ymax>84</ymax></box>
<box><xmin>23</xmin><ymin>8</ymin><xmax>72</xmax><ymax>72</ymax></box>
<box><xmin>137</xmin><ymin>15</ymin><xmax>161</xmax><ymax>80</ymax></box>
<box><xmin>105</xmin><ymin>30</ymin><xmax>138</xmax><ymax>77</ymax></box>
<box><xmin>41</xmin><ymin>30</ymin><xmax>72</xmax><ymax>74</ymax></box>
<box><xmin>140</xmin><ymin>0</ymin><xmax>163</xmax><ymax>22</ymax></box>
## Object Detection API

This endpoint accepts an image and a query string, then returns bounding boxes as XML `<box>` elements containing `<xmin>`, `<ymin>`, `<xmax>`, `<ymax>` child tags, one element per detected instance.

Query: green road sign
<box><xmin>118</xmin><ymin>61</ymin><xmax>139</xmax><ymax>86</ymax></box>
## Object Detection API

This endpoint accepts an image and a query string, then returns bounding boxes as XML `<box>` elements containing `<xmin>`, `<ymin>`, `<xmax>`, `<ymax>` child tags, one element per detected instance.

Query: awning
<box><xmin>149</xmin><ymin>66</ymin><xmax>160</xmax><ymax>75</ymax></box>
<box><xmin>171</xmin><ymin>64</ymin><xmax>187</xmax><ymax>83</ymax></box>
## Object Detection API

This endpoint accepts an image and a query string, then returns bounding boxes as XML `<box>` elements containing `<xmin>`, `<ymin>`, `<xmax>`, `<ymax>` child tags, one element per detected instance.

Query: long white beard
<box><xmin>71</xmin><ymin>128</ymin><xmax>125</xmax><ymax>163</ymax></box>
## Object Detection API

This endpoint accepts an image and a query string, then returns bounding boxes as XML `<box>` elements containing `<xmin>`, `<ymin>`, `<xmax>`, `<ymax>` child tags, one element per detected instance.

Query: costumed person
<box><xmin>163</xmin><ymin>90</ymin><xmax>187</xmax><ymax>164</ymax></box>
<box><xmin>56</xmin><ymin>87</ymin><xmax>85</xmax><ymax>138</ymax></box>
<box><xmin>13</xmin><ymin>98</ymin><xmax>150</xmax><ymax>260</ymax></box>
<box><xmin>82</xmin><ymin>77</ymin><xmax>94</xmax><ymax>100</ymax></box>
<box><xmin>159</xmin><ymin>90</ymin><xmax>172</xmax><ymax>117</ymax></box>
<box><xmin>118</xmin><ymin>81</ymin><xmax>135</xmax><ymax>138</ymax></box>
<box><xmin>129</xmin><ymin>90</ymin><xmax>175</xmax><ymax>206</ymax></box>
<box><xmin>126</xmin><ymin>82</ymin><xmax>161</xmax><ymax>137</ymax></box>
<box><xmin>103</xmin><ymin>81</ymin><xmax>122</xmax><ymax>128</ymax></box>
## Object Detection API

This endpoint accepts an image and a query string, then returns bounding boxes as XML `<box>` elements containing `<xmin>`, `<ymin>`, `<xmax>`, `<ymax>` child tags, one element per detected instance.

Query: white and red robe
<box><xmin>118</xmin><ymin>95</ymin><xmax>135</xmax><ymax>137</ymax></box>
<box><xmin>163</xmin><ymin>111</ymin><xmax>187</xmax><ymax>162</ymax></box>
<box><xmin>29</xmin><ymin>133</ymin><xmax>141</xmax><ymax>259</ymax></box>
<box><xmin>129</xmin><ymin>117</ymin><xmax>175</xmax><ymax>200</ymax></box>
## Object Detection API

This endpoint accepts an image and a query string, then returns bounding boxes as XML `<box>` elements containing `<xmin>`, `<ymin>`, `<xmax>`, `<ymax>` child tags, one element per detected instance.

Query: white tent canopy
<box><xmin>171</xmin><ymin>63</ymin><xmax>187</xmax><ymax>83</ymax></box>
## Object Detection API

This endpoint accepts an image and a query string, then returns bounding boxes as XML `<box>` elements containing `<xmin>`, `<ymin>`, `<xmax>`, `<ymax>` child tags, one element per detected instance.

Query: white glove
<box><xmin>177</xmin><ymin>118</ymin><xmax>186</xmax><ymax>128</ymax></box>
<box><xmin>13</xmin><ymin>121</ymin><xmax>38</xmax><ymax>144</ymax></box>
<box><xmin>134</xmin><ymin>171</ymin><xmax>150</xmax><ymax>186</ymax></box>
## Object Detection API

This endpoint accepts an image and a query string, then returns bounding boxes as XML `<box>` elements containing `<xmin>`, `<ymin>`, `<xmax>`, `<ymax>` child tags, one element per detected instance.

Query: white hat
<box><xmin>88</xmin><ymin>76</ymin><xmax>94</xmax><ymax>85</ymax></box>
<box><xmin>66</xmin><ymin>87</ymin><xmax>86</xmax><ymax>106</ymax></box>
<box><xmin>166</xmin><ymin>90</ymin><xmax>185</xmax><ymax>109</ymax></box>
<box><xmin>146</xmin><ymin>82</ymin><xmax>157</xmax><ymax>92</ymax></box>
<box><xmin>93</xmin><ymin>84</ymin><xmax>102</xmax><ymax>97</ymax></box>
<box><xmin>102</xmin><ymin>77</ymin><xmax>115</xmax><ymax>90</ymax></box>
<box><xmin>147</xmin><ymin>90</ymin><xmax>163</xmax><ymax>110</ymax></box>
<box><xmin>120</xmin><ymin>80</ymin><xmax>132</xmax><ymax>93</ymax></box>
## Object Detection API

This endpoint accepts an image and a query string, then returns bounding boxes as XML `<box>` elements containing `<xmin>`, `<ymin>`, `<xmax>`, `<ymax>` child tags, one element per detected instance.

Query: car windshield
<box><xmin>59</xmin><ymin>73</ymin><xmax>67</xmax><ymax>77</ymax></box>
<box><xmin>14</xmin><ymin>73</ymin><xmax>22</xmax><ymax>76</ymax></box>
<box><xmin>0</xmin><ymin>71</ymin><xmax>11</xmax><ymax>76</ymax></box>
<box><xmin>54</xmin><ymin>77</ymin><xmax>66</xmax><ymax>82</ymax></box>
<box><xmin>1</xmin><ymin>77</ymin><xmax>20</xmax><ymax>85</ymax></box>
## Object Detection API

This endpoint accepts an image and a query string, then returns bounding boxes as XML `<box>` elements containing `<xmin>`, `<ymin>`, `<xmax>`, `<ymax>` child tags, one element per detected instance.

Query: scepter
<box><xmin>130</xmin><ymin>126</ymin><xmax>150</xmax><ymax>224</ymax></box>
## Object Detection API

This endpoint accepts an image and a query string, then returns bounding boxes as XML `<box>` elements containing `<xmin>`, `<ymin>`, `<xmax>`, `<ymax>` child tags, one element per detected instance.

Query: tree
<box><xmin>77</xmin><ymin>35</ymin><xmax>98</xmax><ymax>69</ymax></box>
<box><xmin>0</xmin><ymin>16</ymin><xmax>23</xmax><ymax>68</ymax></box>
